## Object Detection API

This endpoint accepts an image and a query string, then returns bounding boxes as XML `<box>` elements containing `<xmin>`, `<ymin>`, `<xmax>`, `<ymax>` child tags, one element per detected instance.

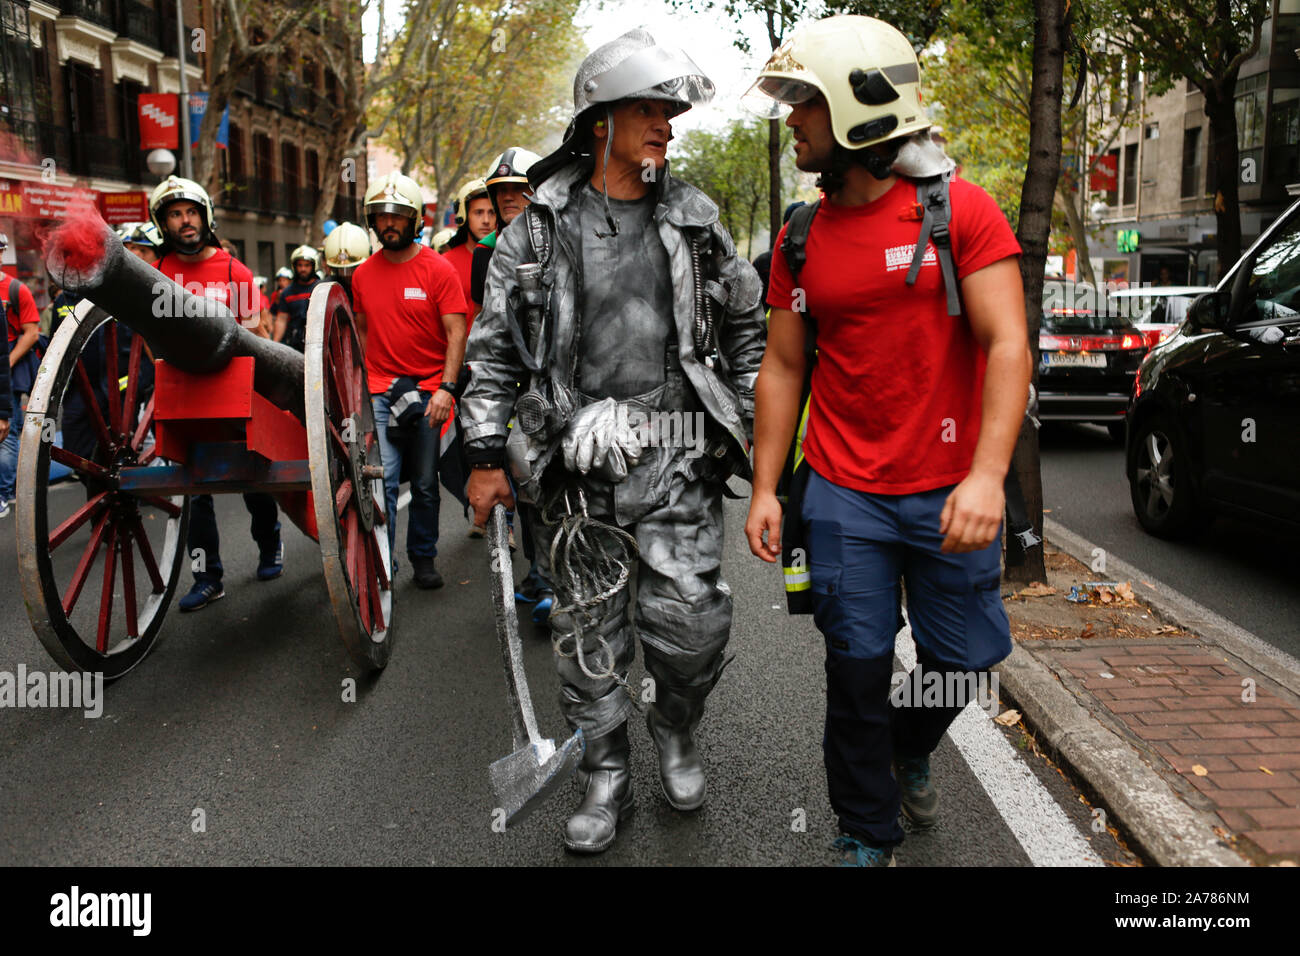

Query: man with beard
<box><xmin>150</xmin><ymin>176</ymin><xmax>287</xmax><ymax>611</ymax></box>
<box><xmin>352</xmin><ymin>171</ymin><xmax>468</xmax><ymax>589</ymax></box>
<box><xmin>742</xmin><ymin>16</ymin><xmax>1029</xmax><ymax>866</ymax></box>
<box><xmin>271</xmin><ymin>245</ymin><xmax>322</xmax><ymax>352</ymax></box>
<box><xmin>462</xmin><ymin>31</ymin><xmax>766</xmax><ymax>854</ymax></box>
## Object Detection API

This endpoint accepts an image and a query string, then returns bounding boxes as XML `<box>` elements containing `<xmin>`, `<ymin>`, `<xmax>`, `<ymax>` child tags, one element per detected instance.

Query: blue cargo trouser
<box><xmin>802</xmin><ymin>467</ymin><xmax>1013</xmax><ymax>848</ymax></box>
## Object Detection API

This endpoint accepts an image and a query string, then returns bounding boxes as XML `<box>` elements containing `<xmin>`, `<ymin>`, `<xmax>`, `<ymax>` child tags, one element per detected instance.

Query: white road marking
<box><xmin>397</xmin><ymin>489</ymin><xmax>410</xmax><ymax>512</ymax></box>
<box><xmin>895</xmin><ymin>627</ymin><xmax>1104</xmax><ymax>867</ymax></box>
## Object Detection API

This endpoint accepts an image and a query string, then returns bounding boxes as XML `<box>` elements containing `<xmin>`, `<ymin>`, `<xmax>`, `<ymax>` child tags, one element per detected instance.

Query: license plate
<box><xmin>1043</xmin><ymin>352</ymin><xmax>1106</xmax><ymax>368</ymax></box>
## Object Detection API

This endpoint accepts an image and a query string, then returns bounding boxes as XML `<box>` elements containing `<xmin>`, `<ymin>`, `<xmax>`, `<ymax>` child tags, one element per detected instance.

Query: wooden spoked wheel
<box><xmin>304</xmin><ymin>281</ymin><xmax>394</xmax><ymax>670</ymax></box>
<box><xmin>17</xmin><ymin>299</ymin><xmax>188</xmax><ymax>678</ymax></box>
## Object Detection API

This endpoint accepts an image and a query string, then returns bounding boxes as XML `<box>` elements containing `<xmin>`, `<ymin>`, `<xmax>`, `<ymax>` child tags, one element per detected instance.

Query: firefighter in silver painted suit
<box><xmin>462</xmin><ymin>30</ymin><xmax>766</xmax><ymax>854</ymax></box>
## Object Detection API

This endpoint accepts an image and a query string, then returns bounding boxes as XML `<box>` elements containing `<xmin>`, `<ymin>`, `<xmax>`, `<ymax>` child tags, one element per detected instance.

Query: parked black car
<box><xmin>1126</xmin><ymin>200</ymin><xmax>1300</xmax><ymax>538</ymax></box>
<box><xmin>1038</xmin><ymin>281</ymin><xmax>1147</xmax><ymax>441</ymax></box>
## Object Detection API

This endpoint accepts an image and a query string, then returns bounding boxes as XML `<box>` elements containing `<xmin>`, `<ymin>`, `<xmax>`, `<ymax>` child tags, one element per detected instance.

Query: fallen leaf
<box><xmin>1192</xmin><ymin>764</ymin><xmax>1209</xmax><ymax>776</ymax></box>
<box><xmin>1261</xmin><ymin>766</ymin><xmax>1275</xmax><ymax>776</ymax></box>
<box><xmin>459</xmin><ymin>580</ymin><xmax>470</xmax><ymax>585</ymax></box>
<box><xmin>1141</xmin><ymin>580</ymin><xmax>1156</xmax><ymax>589</ymax></box>
<box><xmin>1080</xmin><ymin>622</ymin><xmax>1096</xmax><ymax>639</ymax></box>
<box><xmin>1016</xmin><ymin>582</ymin><xmax>1057</xmax><ymax>597</ymax></box>
<box><xmin>1152</xmin><ymin>625</ymin><xmax>1180</xmax><ymax>634</ymax></box>
<box><xmin>1097</xmin><ymin>587</ymin><xmax>1115</xmax><ymax>604</ymax></box>
<box><xmin>1043</xmin><ymin>508</ymin><xmax>1052</xmax><ymax>513</ymax></box>
<box><xmin>1115</xmin><ymin>581</ymin><xmax>1135</xmax><ymax>602</ymax></box>
<box><xmin>994</xmin><ymin>708</ymin><xmax>1021</xmax><ymax>726</ymax></box>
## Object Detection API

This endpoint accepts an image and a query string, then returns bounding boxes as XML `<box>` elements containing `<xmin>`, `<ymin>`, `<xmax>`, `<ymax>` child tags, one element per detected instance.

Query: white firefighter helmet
<box><xmin>290</xmin><ymin>244</ymin><xmax>320</xmax><ymax>269</ymax></box>
<box><xmin>742</xmin><ymin>15</ymin><xmax>929</xmax><ymax>151</ymax></box>
<box><xmin>324</xmin><ymin>222</ymin><xmax>372</xmax><ymax>272</ymax></box>
<box><xmin>453</xmin><ymin>178</ymin><xmax>490</xmax><ymax>227</ymax></box>
<box><xmin>364</xmin><ymin>171</ymin><xmax>424</xmax><ymax>227</ymax></box>
<box><xmin>149</xmin><ymin>175</ymin><xmax>218</xmax><ymax>239</ymax></box>
<box><xmin>530</xmin><ymin>29</ymin><xmax>715</xmax><ymax>186</ymax></box>
<box><xmin>275</xmin><ymin>266</ymin><xmax>293</xmax><ymax>280</ymax></box>
<box><xmin>117</xmin><ymin>221</ymin><xmax>165</xmax><ymax>249</ymax></box>
<box><xmin>430</xmin><ymin>227</ymin><xmax>456</xmax><ymax>253</ymax></box>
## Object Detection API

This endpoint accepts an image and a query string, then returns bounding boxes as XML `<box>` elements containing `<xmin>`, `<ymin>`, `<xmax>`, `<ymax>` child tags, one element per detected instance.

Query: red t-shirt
<box><xmin>155</xmin><ymin>248</ymin><xmax>260</xmax><ymax>328</ymax></box>
<box><xmin>352</xmin><ymin>245</ymin><xmax>467</xmax><ymax>394</ymax></box>
<box><xmin>441</xmin><ymin>241</ymin><xmax>479</xmax><ymax>329</ymax></box>
<box><xmin>767</xmin><ymin>175</ymin><xmax>1021</xmax><ymax>495</ymax></box>
<box><xmin>4</xmin><ymin>277</ymin><xmax>40</xmax><ymax>345</ymax></box>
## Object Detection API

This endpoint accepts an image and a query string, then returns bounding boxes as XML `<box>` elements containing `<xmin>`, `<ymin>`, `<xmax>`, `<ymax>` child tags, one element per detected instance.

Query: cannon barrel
<box><xmin>44</xmin><ymin>219</ymin><xmax>305</xmax><ymax>421</ymax></box>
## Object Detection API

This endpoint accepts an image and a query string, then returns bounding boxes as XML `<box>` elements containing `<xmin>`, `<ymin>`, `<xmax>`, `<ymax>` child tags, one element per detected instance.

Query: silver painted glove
<box><xmin>561</xmin><ymin>397</ymin><xmax>644</xmax><ymax>482</ymax></box>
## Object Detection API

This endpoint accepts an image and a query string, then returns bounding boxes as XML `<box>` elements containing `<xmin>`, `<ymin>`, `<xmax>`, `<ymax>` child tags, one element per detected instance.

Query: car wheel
<box><xmin>1107</xmin><ymin>421</ymin><xmax>1126</xmax><ymax>443</ymax></box>
<box><xmin>1128</xmin><ymin>414</ymin><xmax>1202</xmax><ymax>538</ymax></box>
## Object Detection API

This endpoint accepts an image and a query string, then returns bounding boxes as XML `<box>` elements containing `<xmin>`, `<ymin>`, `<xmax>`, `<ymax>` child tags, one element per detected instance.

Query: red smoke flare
<box><xmin>42</xmin><ymin>203</ymin><xmax>109</xmax><ymax>274</ymax></box>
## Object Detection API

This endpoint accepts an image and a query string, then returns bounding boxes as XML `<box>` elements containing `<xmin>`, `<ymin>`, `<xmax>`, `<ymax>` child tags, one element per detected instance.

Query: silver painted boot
<box><xmin>646</xmin><ymin>692</ymin><xmax>707</xmax><ymax>811</ymax></box>
<box><xmin>563</xmin><ymin>722</ymin><xmax>633</xmax><ymax>854</ymax></box>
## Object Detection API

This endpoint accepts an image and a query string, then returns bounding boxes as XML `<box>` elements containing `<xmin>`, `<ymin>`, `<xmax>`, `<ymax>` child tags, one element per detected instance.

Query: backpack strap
<box><xmin>906</xmin><ymin>175</ymin><xmax>962</xmax><ymax>317</ymax></box>
<box><xmin>779</xmin><ymin>200</ymin><xmax>820</xmax><ymax>305</ymax></box>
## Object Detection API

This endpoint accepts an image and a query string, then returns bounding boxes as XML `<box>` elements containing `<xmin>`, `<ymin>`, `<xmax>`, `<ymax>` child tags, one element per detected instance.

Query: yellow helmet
<box><xmin>364</xmin><ymin>171</ymin><xmax>423</xmax><ymax>225</ymax></box>
<box><xmin>324</xmin><ymin>222</ymin><xmax>372</xmax><ymax>272</ymax></box>
<box><xmin>453</xmin><ymin>178</ymin><xmax>489</xmax><ymax>227</ymax></box>
<box><xmin>430</xmin><ymin>227</ymin><xmax>456</xmax><ymax>253</ymax></box>
<box><xmin>743</xmin><ymin>15</ymin><xmax>929</xmax><ymax>151</ymax></box>
<box><xmin>149</xmin><ymin>175</ymin><xmax>218</xmax><ymax>241</ymax></box>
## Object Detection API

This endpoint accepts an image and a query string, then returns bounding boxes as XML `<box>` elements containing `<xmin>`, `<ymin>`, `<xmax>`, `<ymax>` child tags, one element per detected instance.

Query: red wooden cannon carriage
<box><xmin>18</xmin><ymin>223</ymin><xmax>392</xmax><ymax>678</ymax></box>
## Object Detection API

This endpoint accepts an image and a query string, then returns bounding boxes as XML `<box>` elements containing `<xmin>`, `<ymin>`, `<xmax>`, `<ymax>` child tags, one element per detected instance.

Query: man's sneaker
<box><xmin>467</xmin><ymin>523</ymin><xmax>486</xmax><ymax>539</ymax></box>
<box><xmin>412</xmin><ymin>557</ymin><xmax>443</xmax><ymax>590</ymax></box>
<box><xmin>179</xmin><ymin>580</ymin><xmax>225</xmax><ymax>612</ymax></box>
<box><xmin>256</xmin><ymin>540</ymin><xmax>284</xmax><ymax>581</ymax></box>
<box><xmin>0</xmin><ymin>496</ymin><xmax>9</xmax><ymax>518</ymax></box>
<box><xmin>832</xmin><ymin>835</ymin><xmax>896</xmax><ymax>867</ymax></box>
<box><xmin>532</xmin><ymin>589</ymin><xmax>554</xmax><ymax>626</ymax></box>
<box><xmin>895</xmin><ymin>755</ymin><xmax>939</xmax><ymax>829</ymax></box>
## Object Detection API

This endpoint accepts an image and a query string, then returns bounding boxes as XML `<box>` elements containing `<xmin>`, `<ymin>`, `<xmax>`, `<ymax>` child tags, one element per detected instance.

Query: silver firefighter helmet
<box><xmin>530</xmin><ymin>29</ymin><xmax>715</xmax><ymax>187</ymax></box>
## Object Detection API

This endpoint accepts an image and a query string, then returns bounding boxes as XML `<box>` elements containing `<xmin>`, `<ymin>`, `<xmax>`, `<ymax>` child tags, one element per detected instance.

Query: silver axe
<box><xmin>487</xmin><ymin>503</ymin><xmax>584</xmax><ymax>823</ymax></box>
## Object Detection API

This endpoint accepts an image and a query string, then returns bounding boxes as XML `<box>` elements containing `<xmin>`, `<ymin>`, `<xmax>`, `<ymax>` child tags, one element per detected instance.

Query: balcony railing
<box><xmin>248</xmin><ymin>175</ymin><xmax>274</xmax><ymax>213</ymax></box>
<box><xmin>298</xmin><ymin>186</ymin><xmax>316</xmax><ymax>218</ymax></box>
<box><xmin>161</xmin><ymin>18</ymin><xmax>202</xmax><ymax>66</ymax></box>
<box><xmin>269</xmin><ymin>182</ymin><xmax>292</xmax><ymax>216</ymax></box>
<box><xmin>234</xmin><ymin>71</ymin><xmax>258</xmax><ymax>98</ymax></box>
<box><xmin>120</xmin><ymin>0</ymin><xmax>162</xmax><ymax>49</ymax></box>
<box><xmin>61</xmin><ymin>0</ymin><xmax>115</xmax><ymax>31</ymax></box>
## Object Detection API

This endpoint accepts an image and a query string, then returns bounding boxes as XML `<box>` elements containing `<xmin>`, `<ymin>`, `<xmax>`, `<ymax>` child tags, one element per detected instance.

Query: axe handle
<box><xmin>490</xmin><ymin>504</ymin><xmax>543</xmax><ymax>749</ymax></box>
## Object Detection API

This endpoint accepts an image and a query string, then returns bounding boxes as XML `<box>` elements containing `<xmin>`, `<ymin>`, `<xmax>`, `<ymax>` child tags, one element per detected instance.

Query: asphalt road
<box><xmin>1040</xmin><ymin>423</ymin><xmax>1300</xmax><ymax>661</ymax></box>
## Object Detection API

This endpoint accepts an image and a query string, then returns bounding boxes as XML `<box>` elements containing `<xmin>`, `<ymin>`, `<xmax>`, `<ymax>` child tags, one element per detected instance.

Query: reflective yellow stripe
<box><xmin>783</xmin><ymin>567</ymin><xmax>810</xmax><ymax>592</ymax></box>
<box><xmin>118</xmin><ymin>375</ymin><xmax>129</xmax><ymax>391</ymax></box>
<box><xmin>793</xmin><ymin>394</ymin><xmax>811</xmax><ymax>471</ymax></box>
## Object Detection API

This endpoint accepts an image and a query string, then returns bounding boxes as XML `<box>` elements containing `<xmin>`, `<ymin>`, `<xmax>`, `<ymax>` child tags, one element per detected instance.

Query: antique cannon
<box><xmin>18</xmin><ymin>220</ymin><xmax>392</xmax><ymax>678</ymax></box>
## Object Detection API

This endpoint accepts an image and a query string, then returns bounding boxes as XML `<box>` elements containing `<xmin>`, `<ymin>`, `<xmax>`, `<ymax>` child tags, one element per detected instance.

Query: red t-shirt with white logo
<box><xmin>441</xmin><ymin>241</ymin><xmax>480</xmax><ymax>329</ymax></box>
<box><xmin>351</xmin><ymin>245</ymin><xmax>467</xmax><ymax>394</ymax></box>
<box><xmin>766</xmin><ymin>175</ymin><xmax>1022</xmax><ymax>495</ymax></box>
<box><xmin>155</xmin><ymin>248</ymin><xmax>260</xmax><ymax>327</ymax></box>
<box><xmin>3</xmin><ymin>275</ymin><xmax>40</xmax><ymax>344</ymax></box>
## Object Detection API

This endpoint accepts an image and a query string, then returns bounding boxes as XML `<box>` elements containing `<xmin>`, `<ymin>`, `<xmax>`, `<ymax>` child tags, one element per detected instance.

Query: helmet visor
<box><xmin>741</xmin><ymin>75</ymin><xmax>821</xmax><ymax>119</ymax></box>
<box><xmin>585</xmin><ymin>45</ymin><xmax>715</xmax><ymax>110</ymax></box>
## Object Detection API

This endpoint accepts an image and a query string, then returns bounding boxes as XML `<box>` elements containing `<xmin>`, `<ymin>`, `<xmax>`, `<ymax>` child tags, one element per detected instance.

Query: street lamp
<box><xmin>146</xmin><ymin>149</ymin><xmax>177</xmax><ymax>178</ymax></box>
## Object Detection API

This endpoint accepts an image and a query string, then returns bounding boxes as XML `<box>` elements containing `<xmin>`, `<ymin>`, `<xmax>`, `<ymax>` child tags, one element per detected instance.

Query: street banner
<box><xmin>99</xmin><ymin>191</ymin><xmax>149</xmax><ymax>225</ymax></box>
<box><xmin>0</xmin><ymin>179</ymin><xmax>99</xmax><ymax>219</ymax></box>
<box><xmin>1089</xmin><ymin>153</ymin><xmax>1118</xmax><ymax>192</ymax></box>
<box><xmin>188</xmin><ymin>92</ymin><xmax>229</xmax><ymax>150</ymax></box>
<box><xmin>139</xmin><ymin>93</ymin><xmax>179</xmax><ymax>150</ymax></box>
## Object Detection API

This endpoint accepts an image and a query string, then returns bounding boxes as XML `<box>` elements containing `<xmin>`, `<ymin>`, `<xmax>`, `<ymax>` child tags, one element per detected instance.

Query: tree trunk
<box><xmin>1057</xmin><ymin>182</ymin><xmax>1096</xmax><ymax>286</ymax></box>
<box><xmin>1006</xmin><ymin>0</ymin><xmax>1066</xmax><ymax>585</ymax></box>
<box><xmin>1205</xmin><ymin>80</ymin><xmax>1244</xmax><ymax>279</ymax></box>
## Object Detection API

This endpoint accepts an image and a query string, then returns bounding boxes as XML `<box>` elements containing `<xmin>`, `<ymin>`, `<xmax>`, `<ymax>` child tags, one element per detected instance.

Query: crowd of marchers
<box><xmin>6</xmin><ymin>15</ymin><xmax>1034</xmax><ymax>868</ymax></box>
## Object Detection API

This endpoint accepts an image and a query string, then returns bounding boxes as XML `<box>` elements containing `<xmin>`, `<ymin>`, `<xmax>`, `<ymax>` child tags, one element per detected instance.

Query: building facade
<box><xmin>1085</xmin><ymin>3</ymin><xmax>1299</xmax><ymax>286</ymax></box>
<box><xmin>0</xmin><ymin>0</ymin><xmax>364</xmax><ymax>305</ymax></box>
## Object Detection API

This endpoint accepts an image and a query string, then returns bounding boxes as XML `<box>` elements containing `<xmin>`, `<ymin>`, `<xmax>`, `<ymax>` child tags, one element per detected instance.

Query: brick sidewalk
<box><xmin>1027</xmin><ymin>637</ymin><xmax>1300</xmax><ymax>864</ymax></box>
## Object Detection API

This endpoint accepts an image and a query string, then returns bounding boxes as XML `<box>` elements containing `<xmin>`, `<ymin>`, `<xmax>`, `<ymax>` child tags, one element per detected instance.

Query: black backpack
<box><xmin>776</xmin><ymin>174</ymin><xmax>1039</xmax><ymax>614</ymax></box>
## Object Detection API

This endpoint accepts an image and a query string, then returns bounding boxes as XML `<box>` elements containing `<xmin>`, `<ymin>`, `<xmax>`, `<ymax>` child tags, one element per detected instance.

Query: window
<box><xmin>1141</xmin><ymin>123</ymin><xmax>1159</xmax><ymax>184</ymax></box>
<box><xmin>1268</xmin><ymin>88</ymin><xmax>1300</xmax><ymax>185</ymax></box>
<box><xmin>1236</xmin><ymin>74</ymin><xmax>1267</xmax><ymax>181</ymax></box>
<box><xmin>1275</xmin><ymin>0</ymin><xmax>1300</xmax><ymax>55</ymax></box>
<box><xmin>1122</xmin><ymin>142</ymin><xmax>1139</xmax><ymax>205</ymax></box>
<box><xmin>228</xmin><ymin>125</ymin><xmax>244</xmax><ymax>180</ymax></box>
<box><xmin>305</xmin><ymin>149</ymin><xmax>319</xmax><ymax>190</ymax></box>
<box><xmin>1247</xmin><ymin>215</ymin><xmax>1300</xmax><ymax>327</ymax></box>
<box><xmin>1181</xmin><ymin>126</ymin><xmax>1201</xmax><ymax>198</ymax></box>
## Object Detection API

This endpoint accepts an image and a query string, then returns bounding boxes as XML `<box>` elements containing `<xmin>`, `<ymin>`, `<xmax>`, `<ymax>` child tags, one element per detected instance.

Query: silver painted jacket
<box><xmin>460</xmin><ymin>160</ymin><xmax>766</xmax><ymax>498</ymax></box>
